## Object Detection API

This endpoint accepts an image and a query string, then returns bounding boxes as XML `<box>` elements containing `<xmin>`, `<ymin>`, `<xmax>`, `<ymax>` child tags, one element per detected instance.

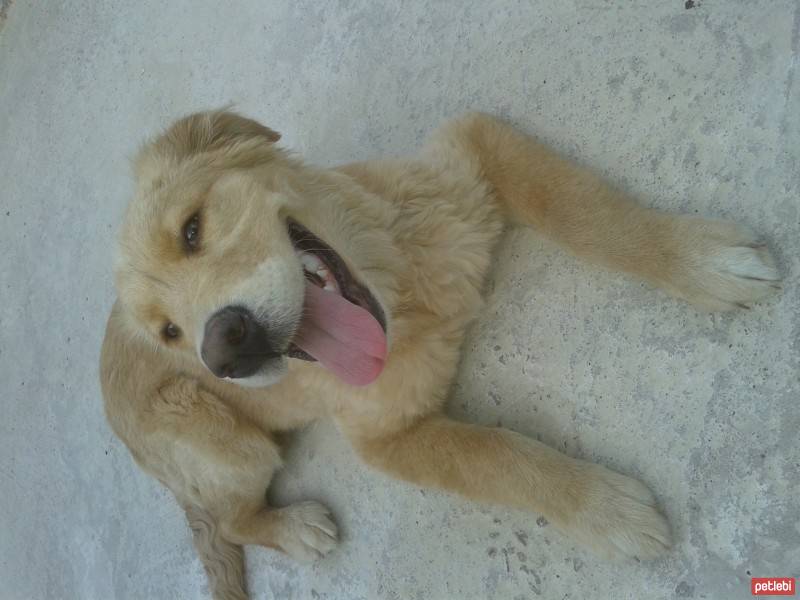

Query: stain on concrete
<box><xmin>0</xmin><ymin>0</ymin><xmax>14</xmax><ymax>31</ymax></box>
<box><xmin>675</xmin><ymin>581</ymin><xmax>695</xmax><ymax>597</ymax></box>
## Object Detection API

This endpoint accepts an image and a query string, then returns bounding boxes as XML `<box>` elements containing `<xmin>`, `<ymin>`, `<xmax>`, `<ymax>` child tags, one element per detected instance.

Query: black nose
<box><xmin>201</xmin><ymin>306</ymin><xmax>279</xmax><ymax>379</ymax></box>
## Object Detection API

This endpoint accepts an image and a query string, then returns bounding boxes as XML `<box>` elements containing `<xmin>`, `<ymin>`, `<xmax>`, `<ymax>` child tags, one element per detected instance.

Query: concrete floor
<box><xmin>1</xmin><ymin>2</ymin><xmax>798</xmax><ymax>599</ymax></box>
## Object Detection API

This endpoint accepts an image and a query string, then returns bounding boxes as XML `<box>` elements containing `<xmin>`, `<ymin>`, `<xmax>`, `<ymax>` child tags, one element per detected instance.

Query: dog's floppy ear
<box><xmin>134</xmin><ymin>110</ymin><xmax>282</xmax><ymax>188</ymax></box>
<box><xmin>161</xmin><ymin>110</ymin><xmax>281</xmax><ymax>158</ymax></box>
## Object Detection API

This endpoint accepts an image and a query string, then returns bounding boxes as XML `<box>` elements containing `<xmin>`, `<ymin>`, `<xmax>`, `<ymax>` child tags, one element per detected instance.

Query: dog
<box><xmin>100</xmin><ymin>110</ymin><xmax>780</xmax><ymax>599</ymax></box>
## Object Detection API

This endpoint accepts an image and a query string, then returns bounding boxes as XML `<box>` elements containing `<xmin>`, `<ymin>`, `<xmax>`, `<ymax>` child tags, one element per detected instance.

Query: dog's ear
<box><xmin>134</xmin><ymin>110</ymin><xmax>282</xmax><ymax>188</ymax></box>
<box><xmin>161</xmin><ymin>110</ymin><xmax>281</xmax><ymax>158</ymax></box>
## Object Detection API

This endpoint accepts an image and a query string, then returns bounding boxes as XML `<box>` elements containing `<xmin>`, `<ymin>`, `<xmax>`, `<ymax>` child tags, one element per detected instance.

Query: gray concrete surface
<box><xmin>1</xmin><ymin>2</ymin><xmax>798</xmax><ymax>599</ymax></box>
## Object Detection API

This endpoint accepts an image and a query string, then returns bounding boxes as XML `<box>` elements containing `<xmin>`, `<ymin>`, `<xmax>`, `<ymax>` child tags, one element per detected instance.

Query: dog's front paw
<box><xmin>277</xmin><ymin>501</ymin><xmax>339</xmax><ymax>562</ymax></box>
<box><xmin>665</xmin><ymin>218</ymin><xmax>781</xmax><ymax>311</ymax></box>
<box><xmin>565</xmin><ymin>464</ymin><xmax>672</xmax><ymax>561</ymax></box>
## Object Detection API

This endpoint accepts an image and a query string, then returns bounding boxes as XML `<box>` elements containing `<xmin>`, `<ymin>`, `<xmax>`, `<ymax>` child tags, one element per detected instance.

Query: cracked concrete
<box><xmin>0</xmin><ymin>2</ymin><xmax>797</xmax><ymax>599</ymax></box>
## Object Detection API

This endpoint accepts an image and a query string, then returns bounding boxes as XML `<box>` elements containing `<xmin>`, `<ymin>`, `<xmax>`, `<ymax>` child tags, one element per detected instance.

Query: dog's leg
<box><xmin>151</xmin><ymin>378</ymin><xmax>338</xmax><ymax>560</ymax></box>
<box><xmin>180</xmin><ymin>500</ymin><xmax>336</xmax><ymax>600</ymax></box>
<box><xmin>348</xmin><ymin>414</ymin><xmax>671</xmax><ymax>560</ymax></box>
<box><xmin>180</xmin><ymin>498</ymin><xmax>337</xmax><ymax>599</ymax></box>
<box><xmin>428</xmin><ymin>113</ymin><xmax>781</xmax><ymax>310</ymax></box>
<box><xmin>130</xmin><ymin>377</ymin><xmax>337</xmax><ymax>600</ymax></box>
<box><xmin>183</xmin><ymin>503</ymin><xmax>248</xmax><ymax>600</ymax></box>
<box><xmin>219</xmin><ymin>501</ymin><xmax>338</xmax><ymax>564</ymax></box>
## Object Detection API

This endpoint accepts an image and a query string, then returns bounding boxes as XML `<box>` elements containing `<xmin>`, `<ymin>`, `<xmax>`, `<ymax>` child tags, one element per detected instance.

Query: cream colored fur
<box><xmin>101</xmin><ymin>111</ymin><xmax>780</xmax><ymax>599</ymax></box>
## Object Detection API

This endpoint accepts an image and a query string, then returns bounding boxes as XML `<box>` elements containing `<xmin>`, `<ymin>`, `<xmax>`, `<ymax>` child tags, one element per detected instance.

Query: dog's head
<box><xmin>116</xmin><ymin>110</ymin><xmax>389</xmax><ymax>388</ymax></box>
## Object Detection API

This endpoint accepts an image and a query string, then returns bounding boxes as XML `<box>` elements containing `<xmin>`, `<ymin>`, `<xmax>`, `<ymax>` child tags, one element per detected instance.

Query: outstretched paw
<box><xmin>667</xmin><ymin>218</ymin><xmax>780</xmax><ymax>311</ymax></box>
<box><xmin>277</xmin><ymin>501</ymin><xmax>339</xmax><ymax>562</ymax></box>
<box><xmin>565</xmin><ymin>464</ymin><xmax>672</xmax><ymax>561</ymax></box>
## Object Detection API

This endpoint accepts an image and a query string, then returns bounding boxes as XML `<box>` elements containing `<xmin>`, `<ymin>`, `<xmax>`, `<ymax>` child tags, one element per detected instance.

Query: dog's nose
<box><xmin>201</xmin><ymin>306</ymin><xmax>278</xmax><ymax>379</ymax></box>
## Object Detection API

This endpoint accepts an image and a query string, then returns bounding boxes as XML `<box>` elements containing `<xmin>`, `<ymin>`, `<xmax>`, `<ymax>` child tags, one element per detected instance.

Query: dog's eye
<box><xmin>163</xmin><ymin>322</ymin><xmax>181</xmax><ymax>340</ymax></box>
<box><xmin>182</xmin><ymin>213</ymin><xmax>201</xmax><ymax>251</ymax></box>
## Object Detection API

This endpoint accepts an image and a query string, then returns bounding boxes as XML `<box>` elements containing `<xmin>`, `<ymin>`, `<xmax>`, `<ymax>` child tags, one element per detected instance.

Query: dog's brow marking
<box><xmin>136</xmin><ymin>269</ymin><xmax>171</xmax><ymax>290</ymax></box>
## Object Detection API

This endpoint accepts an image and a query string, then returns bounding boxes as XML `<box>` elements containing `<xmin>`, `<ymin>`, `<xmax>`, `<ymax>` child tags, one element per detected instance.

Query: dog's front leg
<box><xmin>431</xmin><ymin>113</ymin><xmax>781</xmax><ymax>310</ymax></box>
<box><xmin>347</xmin><ymin>414</ymin><xmax>671</xmax><ymax>560</ymax></box>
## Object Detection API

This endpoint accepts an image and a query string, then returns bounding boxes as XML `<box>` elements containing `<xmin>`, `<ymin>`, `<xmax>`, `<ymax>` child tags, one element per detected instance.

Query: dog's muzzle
<box><xmin>200</xmin><ymin>306</ymin><xmax>281</xmax><ymax>379</ymax></box>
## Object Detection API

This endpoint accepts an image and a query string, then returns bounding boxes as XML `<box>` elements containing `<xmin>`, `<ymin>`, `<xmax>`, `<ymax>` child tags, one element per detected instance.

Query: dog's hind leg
<box><xmin>182</xmin><ymin>503</ymin><xmax>248</xmax><ymax>600</ymax></box>
<box><xmin>347</xmin><ymin>413</ymin><xmax>671</xmax><ymax>561</ymax></box>
<box><xmin>427</xmin><ymin>113</ymin><xmax>780</xmax><ymax>310</ymax></box>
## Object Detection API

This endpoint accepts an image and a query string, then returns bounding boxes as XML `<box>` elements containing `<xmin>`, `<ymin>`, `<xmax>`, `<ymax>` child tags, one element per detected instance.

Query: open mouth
<box><xmin>286</xmin><ymin>219</ymin><xmax>387</xmax><ymax>386</ymax></box>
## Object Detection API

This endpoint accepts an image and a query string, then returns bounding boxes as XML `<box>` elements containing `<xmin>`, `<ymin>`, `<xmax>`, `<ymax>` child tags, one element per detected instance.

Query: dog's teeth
<box><xmin>323</xmin><ymin>282</ymin><xmax>336</xmax><ymax>291</ymax></box>
<box><xmin>300</xmin><ymin>253</ymin><xmax>323</xmax><ymax>272</ymax></box>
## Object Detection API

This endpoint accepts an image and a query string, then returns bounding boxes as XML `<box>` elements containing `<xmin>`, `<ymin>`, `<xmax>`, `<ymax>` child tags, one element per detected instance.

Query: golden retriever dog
<box><xmin>100</xmin><ymin>110</ymin><xmax>780</xmax><ymax>599</ymax></box>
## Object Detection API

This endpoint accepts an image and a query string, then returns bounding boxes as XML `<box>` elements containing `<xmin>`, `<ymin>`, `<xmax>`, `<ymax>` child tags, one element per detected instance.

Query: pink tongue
<box><xmin>293</xmin><ymin>283</ymin><xmax>387</xmax><ymax>386</ymax></box>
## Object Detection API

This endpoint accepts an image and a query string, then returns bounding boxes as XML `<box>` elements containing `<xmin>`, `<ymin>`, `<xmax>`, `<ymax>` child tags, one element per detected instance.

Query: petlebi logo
<box><xmin>751</xmin><ymin>577</ymin><xmax>795</xmax><ymax>596</ymax></box>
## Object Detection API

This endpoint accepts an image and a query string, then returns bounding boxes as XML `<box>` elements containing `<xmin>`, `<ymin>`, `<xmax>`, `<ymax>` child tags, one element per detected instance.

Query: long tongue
<box><xmin>293</xmin><ymin>283</ymin><xmax>387</xmax><ymax>386</ymax></box>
